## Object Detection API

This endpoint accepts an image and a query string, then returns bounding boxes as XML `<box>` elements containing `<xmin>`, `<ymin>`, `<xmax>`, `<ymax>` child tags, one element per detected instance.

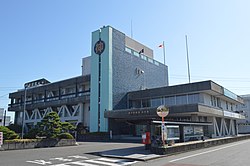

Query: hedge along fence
<box><xmin>1</xmin><ymin>139</ymin><xmax>77</xmax><ymax>150</ymax></box>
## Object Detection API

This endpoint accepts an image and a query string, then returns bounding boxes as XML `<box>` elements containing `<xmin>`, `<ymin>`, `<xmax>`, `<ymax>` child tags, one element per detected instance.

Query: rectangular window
<box><xmin>148</xmin><ymin>58</ymin><xmax>154</xmax><ymax>63</ymax></box>
<box><xmin>125</xmin><ymin>47</ymin><xmax>132</xmax><ymax>54</ymax></box>
<box><xmin>213</xmin><ymin>97</ymin><xmax>217</xmax><ymax>106</ymax></box>
<box><xmin>130</xmin><ymin>100</ymin><xmax>141</xmax><ymax>108</ymax></box>
<box><xmin>151</xmin><ymin>98</ymin><xmax>162</xmax><ymax>107</ymax></box>
<box><xmin>133</xmin><ymin>51</ymin><xmax>139</xmax><ymax>57</ymax></box>
<box><xmin>164</xmin><ymin>96</ymin><xmax>176</xmax><ymax>106</ymax></box>
<box><xmin>176</xmin><ymin>95</ymin><xmax>188</xmax><ymax>105</ymax></box>
<box><xmin>141</xmin><ymin>55</ymin><xmax>147</xmax><ymax>61</ymax></box>
<box><xmin>210</xmin><ymin>96</ymin><xmax>217</xmax><ymax>106</ymax></box>
<box><xmin>188</xmin><ymin>94</ymin><xmax>199</xmax><ymax>104</ymax></box>
<box><xmin>154</xmin><ymin>60</ymin><xmax>160</xmax><ymax>66</ymax></box>
<box><xmin>217</xmin><ymin>98</ymin><xmax>221</xmax><ymax>108</ymax></box>
<box><xmin>142</xmin><ymin>99</ymin><xmax>151</xmax><ymax>108</ymax></box>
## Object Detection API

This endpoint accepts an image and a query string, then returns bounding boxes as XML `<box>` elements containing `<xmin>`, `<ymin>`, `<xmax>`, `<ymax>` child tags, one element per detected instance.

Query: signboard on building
<box><xmin>94</xmin><ymin>40</ymin><xmax>105</xmax><ymax>55</ymax></box>
<box><xmin>224</xmin><ymin>111</ymin><xmax>241</xmax><ymax>118</ymax></box>
<box><xmin>24</xmin><ymin>78</ymin><xmax>50</xmax><ymax>88</ymax></box>
<box><xmin>0</xmin><ymin>132</ymin><xmax>3</xmax><ymax>146</ymax></box>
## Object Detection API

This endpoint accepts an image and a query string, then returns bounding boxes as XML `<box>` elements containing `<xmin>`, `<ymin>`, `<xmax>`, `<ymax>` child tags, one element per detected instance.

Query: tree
<box><xmin>0</xmin><ymin>126</ymin><xmax>19</xmax><ymax>140</ymax></box>
<box><xmin>38</xmin><ymin>112</ymin><xmax>61</xmax><ymax>138</ymax></box>
<box><xmin>7</xmin><ymin>124</ymin><xmax>22</xmax><ymax>134</ymax></box>
<box><xmin>24</xmin><ymin>126</ymin><xmax>41</xmax><ymax>139</ymax></box>
<box><xmin>61</xmin><ymin>122</ymin><xmax>75</xmax><ymax>133</ymax></box>
<box><xmin>35</xmin><ymin>112</ymin><xmax>76</xmax><ymax>139</ymax></box>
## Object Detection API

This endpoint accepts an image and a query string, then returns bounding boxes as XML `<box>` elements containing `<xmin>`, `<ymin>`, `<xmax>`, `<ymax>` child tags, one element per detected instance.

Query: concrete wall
<box><xmin>151</xmin><ymin>134</ymin><xmax>250</xmax><ymax>155</ymax></box>
<box><xmin>1</xmin><ymin>139</ymin><xmax>76</xmax><ymax>151</ymax></box>
<box><xmin>82</xmin><ymin>57</ymin><xmax>91</xmax><ymax>76</ymax></box>
<box><xmin>112</xmin><ymin>28</ymin><xmax>168</xmax><ymax>110</ymax></box>
<box><xmin>238</xmin><ymin>95</ymin><xmax>250</xmax><ymax>123</ymax></box>
<box><xmin>238</xmin><ymin>124</ymin><xmax>250</xmax><ymax>134</ymax></box>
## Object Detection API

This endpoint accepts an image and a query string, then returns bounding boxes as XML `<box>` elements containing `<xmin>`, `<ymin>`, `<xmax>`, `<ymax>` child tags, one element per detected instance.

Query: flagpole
<box><xmin>163</xmin><ymin>41</ymin><xmax>166</xmax><ymax>66</ymax></box>
<box><xmin>131</xmin><ymin>20</ymin><xmax>133</xmax><ymax>39</ymax></box>
<box><xmin>163</xmin><ymin>41</ymin><xmax>167</xmax><ymax>85</ymax></box>
<box><xmin>185</xmin><ymin>35</ymin><xmax>191</xmax><ymax>83</ymax></box>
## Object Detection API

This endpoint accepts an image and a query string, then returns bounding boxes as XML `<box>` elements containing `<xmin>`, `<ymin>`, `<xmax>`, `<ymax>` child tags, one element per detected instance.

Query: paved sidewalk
<box><xmin>99</xmin><ymin>146</ymin><xmax>163</xmax><ymax>161</ymax></box>
<box><xmin>95</xmin><ymin>135</ymin><xmax>250</xmax><ymax>161</ymax></box>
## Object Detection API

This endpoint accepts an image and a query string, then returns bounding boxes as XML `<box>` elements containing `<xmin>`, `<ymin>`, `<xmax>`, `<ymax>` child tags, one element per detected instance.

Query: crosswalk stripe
<box><xmin>96</xmin><ymin>158</ymin><xmax>137</xmax><ymax>165</ymax></box>
<box><xmin>85</xmin><ymin>159</ymin><xmax>122</xmax><ymax>166</ymax></box>
<box><xmin>70</xmin><ymin>161</ymin><xmax>97</xmax><ymax>166</ymax></box>
<box><xmin>96</xmin><ymin>158</ymin><xmax>124</xmax><ymax>162</ymax></box>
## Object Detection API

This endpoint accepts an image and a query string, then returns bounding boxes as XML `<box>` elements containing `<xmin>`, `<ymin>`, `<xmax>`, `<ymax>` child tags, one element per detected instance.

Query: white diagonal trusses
<box><xmin>22</xmin><ymin>103</ymin><xmax>84</xmax><ymax>132</ymax></box>
<box><xmin>213</xmin><ymin>117</ymin><xmax>237</xmax><ymax>137</ymax></box>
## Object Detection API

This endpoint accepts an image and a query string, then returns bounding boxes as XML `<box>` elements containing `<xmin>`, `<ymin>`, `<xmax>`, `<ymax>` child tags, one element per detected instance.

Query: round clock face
<box><xmin>156</xmin><ymin>105</ymin><xmax>169</xmax><ymax>117</ymax></box>
<box><xmin>94</xmin><ymin>40</ymin><xmax>105</xmax><ymax>55</ymax></box>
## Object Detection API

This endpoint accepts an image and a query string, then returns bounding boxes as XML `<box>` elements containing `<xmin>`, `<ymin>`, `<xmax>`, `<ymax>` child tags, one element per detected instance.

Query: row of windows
<box><xmin>130</xmin><ymin>93</ymin><xmax>237</xmax><ymax>112</ymax></box>
<box><xmin>210</xmin><ymin>96</ymin><xmax>234</xmax><ymax>111</ymax></box>
<box><xmin>211</xmin><ymin>96</ymin><xmax>221</xmax><ymax>107</ymax></box>
<box><xmin>12</xmin><ymin>84</ymin><xmax>90</xmax><ymax>105</ymax></box>
<box><xmin>130</xmin><ymin>94</ymin><xmax>200</xmax><ymax>108</ymax></box>
<box><xmin>125</xmin><ymin>47</ymin><xmax>160</xmax><ymax>66</ymax></box>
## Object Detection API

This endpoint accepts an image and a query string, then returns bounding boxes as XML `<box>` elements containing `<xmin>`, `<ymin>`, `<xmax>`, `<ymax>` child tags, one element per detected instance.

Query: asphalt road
<box><xmin>1</xmin><ymin>139</ymin><xmax>250</xmax><ymax>166</ymax></box>
<box><xmin>0</xmin><ymin>142</ymin><xmax>142</xmax><ymax>166</ymax></box>
<box><xmin>134</xmin><ymin>139</ymin><xmax>250</xmax><ymax>166</ymax></box>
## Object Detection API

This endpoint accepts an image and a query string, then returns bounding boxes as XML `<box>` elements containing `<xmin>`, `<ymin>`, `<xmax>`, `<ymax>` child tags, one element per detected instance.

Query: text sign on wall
<box><xmin>0</xmin><ymin>132</ymin><xmax>3</xmax><ymax>146</ymax></box>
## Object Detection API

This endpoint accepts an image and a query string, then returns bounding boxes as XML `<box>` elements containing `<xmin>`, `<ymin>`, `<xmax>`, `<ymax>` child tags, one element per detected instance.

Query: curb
<box><xmin>99</xmin><ymin>153</ymin><xmax>165</xmax><ymax>161</ymax></box>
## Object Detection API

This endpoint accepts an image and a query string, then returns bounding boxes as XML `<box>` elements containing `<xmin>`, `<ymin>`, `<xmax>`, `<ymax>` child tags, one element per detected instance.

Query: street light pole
<box><xmin>21</xmin><ymin>87</ymin><xmax>27</xmax><ymax>139</ymax></box>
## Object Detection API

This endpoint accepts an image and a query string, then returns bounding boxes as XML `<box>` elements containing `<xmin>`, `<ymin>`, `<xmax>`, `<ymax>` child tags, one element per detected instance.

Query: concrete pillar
<box><xmin>206</xmin><ymin>117</ymin><xmax>214</xmax><ymax>138</ymax></box>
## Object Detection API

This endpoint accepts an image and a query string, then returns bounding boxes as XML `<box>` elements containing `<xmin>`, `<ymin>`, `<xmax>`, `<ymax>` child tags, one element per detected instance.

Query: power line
<box><xmin>170</xmin><ymin>74</ymin><xmax>250</xmax><ymax>82</ymax></box>
<box><xmin>0</xmin><ymin>93</ymin><xmax>9</xmax><ymax>98</ymax></box>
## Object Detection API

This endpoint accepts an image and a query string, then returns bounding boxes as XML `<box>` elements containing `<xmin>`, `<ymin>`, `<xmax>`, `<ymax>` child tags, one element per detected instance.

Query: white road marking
<box><xmin>96</xmin><ymin>158</ymin><xmax>137</xmax><ymax>165</ymax></box>
<box><xmin>51</xmin><ymin>164</ymin><xmax>72</xmax><ymax>166</ymax></box>
<box><xmin>169</xmin><ymin>140</ymin><xmax>248</xmax><ymax>163</ymax></box>
<box><xmin>27</xmin><ymin>156</ymin><xmax>137</xmax><ymax>166</ymax></box>
<box><xmin>97</xmin><ymin>158</ymin><xmax>126</xmax><ymax>162</ymax></box>
<box><xmin>50</xmin><ymin>157</ymin><xmax>73</xmax><ymax>162</ymax></box>
<box><xmin>61</xmin><ymin>161</ymin><xmax>97</xmax><ymax>166</ymax></box>
<box><xmin>85</xmin><ymin>159</ymin><xmax>125</xmax><ymax>166</ymax></box>
<box><xmin>68</xmin><ymin>155</ymin><xmax>88</xmax><ymax>159</ymax></box>
<box><xmin>26</xmin><ymin>160</ymin><xmax>52</xmax><ymax>165</ymax></box>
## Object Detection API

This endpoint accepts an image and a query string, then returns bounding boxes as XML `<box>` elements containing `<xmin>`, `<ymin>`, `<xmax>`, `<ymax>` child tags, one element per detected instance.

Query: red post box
<box><xmin>142</xmin><ymin>132</ymin><xmax>151</xmax><ymax>144</ymax></box>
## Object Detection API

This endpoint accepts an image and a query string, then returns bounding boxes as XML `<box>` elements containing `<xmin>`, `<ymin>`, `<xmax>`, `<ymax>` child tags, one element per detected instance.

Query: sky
<box><xmin>1</xmin><ymin>0</ymin><xmax>250</xmax><ymax>122</ymax></box>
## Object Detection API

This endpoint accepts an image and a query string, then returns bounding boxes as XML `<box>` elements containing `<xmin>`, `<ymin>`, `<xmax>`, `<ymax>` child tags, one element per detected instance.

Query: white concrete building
<box><xmin>237</xmin><ymin>95</ymin><xmax>250</xmax><ymax>133</ymax></box>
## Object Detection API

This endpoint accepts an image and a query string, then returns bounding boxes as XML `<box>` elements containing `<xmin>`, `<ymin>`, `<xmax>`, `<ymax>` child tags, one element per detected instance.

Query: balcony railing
<box><xmin>9</xmin><ymin>90</ymin><xmax>90</xmax><ymax>110</ymax></box>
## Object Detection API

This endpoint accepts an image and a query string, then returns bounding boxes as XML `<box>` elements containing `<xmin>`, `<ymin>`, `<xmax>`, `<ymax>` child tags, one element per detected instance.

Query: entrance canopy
<box><xmin>152</xmin><ymin>120</ymin><xmax>212</xmax><ymax>126</ymax></box>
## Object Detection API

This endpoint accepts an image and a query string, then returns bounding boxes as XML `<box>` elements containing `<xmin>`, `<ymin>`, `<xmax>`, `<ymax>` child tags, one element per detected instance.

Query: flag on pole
<box><xmin>139</xmin><ymin>48</ymin><xmax>144</xmax><ymax>54</ymax></box>
<box><xmin>159</xmin><ymin>44</ymin><xmax>163</xmax><ymax>48</ymax></box>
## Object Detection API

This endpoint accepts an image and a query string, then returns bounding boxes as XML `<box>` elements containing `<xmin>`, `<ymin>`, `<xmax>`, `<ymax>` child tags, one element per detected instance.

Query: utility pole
<box><xmin>3</xmin><ymin>110</ymin><xmax>6</xmax><ymax>126</ymax></box>
<box><xmin>21</xmin><ymin>86</ymin><xmax>27</xmax><ymax>139</ymax></box>
<box><xmin>185</xmin><ymin>35</ymin><xmax>191</xmax><ymax>83</ymax></box>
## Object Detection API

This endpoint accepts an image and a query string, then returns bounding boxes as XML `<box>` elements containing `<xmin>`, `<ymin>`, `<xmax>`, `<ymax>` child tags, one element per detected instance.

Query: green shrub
<box><xmin>57</xmin><ymin>133</ymin><xmax>74</xmax><ymax>139</ymax></box>
<box><xmin>0</xmin><ymin>126</ymin><xmax>19</xmax><ymax>140</ymax></box>
<box><xmin>24</xmin><ymin>127</ymin><xmax>40</xmax><ymax>139</ymax></box>
<box><xmin>4</xmin><ymin>139</ymin><xmax>38</xmax><ymax>143</ymax></box>
<box><xmin>7</xmin><ymin>124</ymin><xmax>22</xmax><ymax>133</ymax></box>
